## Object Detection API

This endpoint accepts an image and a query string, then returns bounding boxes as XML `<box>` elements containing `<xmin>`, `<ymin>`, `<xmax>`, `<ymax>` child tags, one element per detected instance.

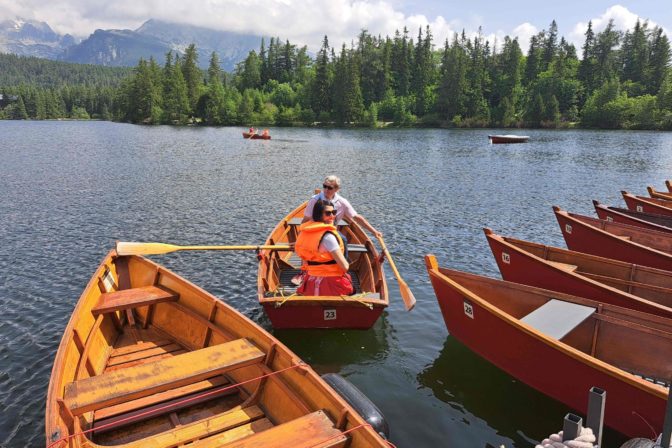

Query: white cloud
<box><xmin>511</xmin><ymin>22</ymin><xmax>538</xmax><ymax>53</ymax></box>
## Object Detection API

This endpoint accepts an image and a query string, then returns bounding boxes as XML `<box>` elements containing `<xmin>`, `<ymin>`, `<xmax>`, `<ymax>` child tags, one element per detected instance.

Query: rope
<box><xmin>272</xmin><ymin>285</ymin><xmax>297</xmax><ymax>308</ymax></box>
<box><xmin>47</xmin><ymin>363</ymin><xmax>304</xmax><ymax>448</ymax></box>
<box><xmin>535</xmin><ymin>427</ymin><xmax>596</xmax><ymax>448</ymax></box>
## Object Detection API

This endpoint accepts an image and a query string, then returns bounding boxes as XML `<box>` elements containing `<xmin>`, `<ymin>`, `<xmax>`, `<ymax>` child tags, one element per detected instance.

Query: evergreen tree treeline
<box><xmin>2</xmin><ymin>19</ymin><xmax>672</xmax><ymax>129</ymax></box>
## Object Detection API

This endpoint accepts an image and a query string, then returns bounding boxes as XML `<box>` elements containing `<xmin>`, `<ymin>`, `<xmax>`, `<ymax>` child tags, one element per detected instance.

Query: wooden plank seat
<box><xmin>521</xmin><ymin>299</ymin><xmax>595</xmax><ymax>340</ymax></box>
<box><xmin>91</xmin><ymin>285</ymin><xmax>179</xmax><ymax>316</ymax></box>
<box><xmin>191</xmin><ymin>410</ymin><xmax>347</xmax><ymax>448</ymax></box>
<box><xmin>64</xmin><ymin>339</ymin><xmax>264</xmax><ymax>416</ymax></box>
<box><xmin>547</xmin><ymin>261</ymin><xmax>579</xmax><ymax>273</ymax></box>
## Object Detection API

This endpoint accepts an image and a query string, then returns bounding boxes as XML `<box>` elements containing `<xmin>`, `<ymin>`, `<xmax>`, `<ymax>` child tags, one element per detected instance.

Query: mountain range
<box><xmin>0</xmin><ymin>18</ymin><xmax>266</xmax><ymax>70</ymax></box>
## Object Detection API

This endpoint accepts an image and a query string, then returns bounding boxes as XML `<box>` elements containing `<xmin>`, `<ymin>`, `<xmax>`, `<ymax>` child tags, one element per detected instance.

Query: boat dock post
<box><xmin>562</xmin><ymin>413</ymin><xmax>583</xmax><ymax>441</ymax></box>
<box><xmin>586</xmin><ymin>387</ymin><xmax>605</xmax><ymax>447</ymax></box>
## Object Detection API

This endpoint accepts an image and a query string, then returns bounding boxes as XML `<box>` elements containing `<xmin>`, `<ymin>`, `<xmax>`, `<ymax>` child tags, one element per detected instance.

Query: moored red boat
<box><xmin>242</xmin><ymin>132</ymin><xmax>271</xmax><ymax>140</ymax></box>
<box><xmin>622</xmin><ymin>191</ymin><xmax>672</xmax><ymax>217</ymax></box>
<box><xmin>554</xmin><ymin>206</ymin><xmax>672</xmax><ymax>270</ymax></box>
<box><xmin>648</xmin><ymin>185</ymin><xmax>672</xmax><ymax>201</ymax></box>
<box><xmin>593</xmin><ymin>200</ymin><xmax>672</xmax><ymax>233</ymax></box>
<box><xmin>425</xmin><ymin>255</ymin><xmax>671</xmax><ymax>438</ymax></box>
<box><xmin>487</xmin><ymin>134</ymin><xmax>529</xmax><ymax>144</ymax></box>
<box><xmin>484</xmin><ymin>228</ymin><xmax>672</xmax><ymax>318</ymax></box>
<box><xmin>257</xmin><ymin>198</ymin><xmax>388</xmax><ymax>329</ymax></box>
<box><xmin>46</xmin><ymin>250</ymin><xmax>389</xmax><ymax>447</ymax></box>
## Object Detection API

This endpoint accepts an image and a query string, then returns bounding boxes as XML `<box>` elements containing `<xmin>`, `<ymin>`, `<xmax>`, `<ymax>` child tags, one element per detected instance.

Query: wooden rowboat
<box><xmin>667</xmin><ymin>180</ymin><xmax>672</xmax><ymax>193</ymax></box>
<box><xmin>622</xmin><ymin>191</ymin><xmax>672</xmax><ymax>217</ymax></box>
<box><xmin>648</xmin><ymin>185</ymin><xmax>672</xmax><ymax>201</ymax></box>
<box><xmin>46</xmin><ymin>250</ymin><xmax>389</xmax><ymax>447</ymax></box>
<box><xmin>257</xmin><ymin>199</ymin><xmax>388</xmax><ymax>329</ymax></box>
<box><xmin>487</xmin><ymin>134</ymin><xmax>529</xmax><ymax>144</ymax></box>
<box><xmin>593</xmin><ymin>200</ymin><xmax>672</xmax><ymax>233</ymax></box>
<box><xmin>242</xmin><ymin>132</ymin><xmax>271</xmax><ymax>140</ymax></box>
<box><xmin>554</xmin><ymin>206</ymin><xmax>672</xmax><ymax>271</ymax></box>
<box><xmin>425</xmin><ymin>255</ymin><xmax>670</xmax><ymax>438</ymax></box>
<box><xmin>484</xmin><ymin>228</ymin><xmax>672</xmax><ymax>318</ymax></box>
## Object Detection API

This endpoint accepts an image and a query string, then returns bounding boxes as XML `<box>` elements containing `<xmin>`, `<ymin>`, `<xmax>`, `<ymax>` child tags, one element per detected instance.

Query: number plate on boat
<box><xmin>637</xmin><ymin>205</ymin><xmax>643</xmax><ymax>212</ymax></box>
<box><xmin>565</xmin><ymin>224</ymin><xmax>572</xmax><ymax>234</ymax></box>
<box><xmin>606</xmin><ymin>216</ymin><xmax>613</xmax><ymax>222</ymax></box>
<box><xmin>324</xmin><ymin>309</ymin><xmax>337</xmax><ymax>320</ymax></box>
<box><xmin>464</xmin><ymin>301</ymin><xmax>474</xmax><ymax>319</ymax></box>
<box><xmin>502</xmin><ymin>252</ymin><xmax>510</xmax><ymax>264</ymax></box>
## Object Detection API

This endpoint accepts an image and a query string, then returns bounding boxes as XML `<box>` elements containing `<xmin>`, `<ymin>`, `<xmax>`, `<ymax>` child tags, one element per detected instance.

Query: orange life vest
<box><xmin>295</xmin><ymin>222</ymin><xmax>346</xmax><ymax>277</ymax></box>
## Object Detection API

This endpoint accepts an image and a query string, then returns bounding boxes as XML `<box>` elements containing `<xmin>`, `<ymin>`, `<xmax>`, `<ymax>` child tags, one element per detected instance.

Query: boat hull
<box><xmin>593</xmin><ymin>201</ymin><xmax>672</xmax><ymax>233</ymax></box>
<box><xmin>555</xmin><ymin>207</ymin><xmax>672</xmax><ymax>271</ymax></box>
<box><xmin>262</xmin><ymin>301</ymin><xmax>385</xmax><ymax>329</ymax></box>
<box><xmin>425</xmin><ymin>258</ymin><xmax>667</xmax><ymax>438</ymax></box>
<box><xmin>488</xmin><ymin>134</ymin><xmax>529</xmax><ymax>144</ymax></box>
<box><xmin>243</xmin><ymin>132</ymin><xmax>271</xmax><ymax>139</ymax></box>
<box><xmin>622</xmin><ymin>191</ymin><xmax>672</xmax><ymax>217</ymax></box>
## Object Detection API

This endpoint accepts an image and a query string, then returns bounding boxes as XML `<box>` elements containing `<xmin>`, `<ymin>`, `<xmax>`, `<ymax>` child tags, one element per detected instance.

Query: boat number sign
<box><xmin>637</xmin><ymin>205</ymin><xmax>644</xmax><ymax>212</ymax></box>
<box><xmin>502</xmin><ymin>252</ymin><xmax>510</xmax><ymax>264</ymax></box>
<box><xmin>565</xmin><ymin>224</ymin><xmax>572</xmax><ymax>234</ymax></box>
<box><xmin>463</xmin><ymin>301</ymin><xmax>474</xmax><ymax>319</ymax></box>
<box><xmin>606</xmin><ymin>216</ymin><xmax>613</xmax><ymax>222</ymax></box>
<box><xmin>324</xmin><ymin>309</ymin><xmax>337</xmax><ymax>320</ymax></box>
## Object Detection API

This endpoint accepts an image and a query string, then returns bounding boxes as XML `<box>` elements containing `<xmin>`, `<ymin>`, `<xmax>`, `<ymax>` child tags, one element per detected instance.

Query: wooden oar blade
<box><xmin>116</xmin><ymin>242</ymin><xmax>181</xmax><ymax>256</ymax></box>
<box><xmin>399</xmin><ymin>282</ymin><xmax>416</xmax><ymax>311</ymax></box>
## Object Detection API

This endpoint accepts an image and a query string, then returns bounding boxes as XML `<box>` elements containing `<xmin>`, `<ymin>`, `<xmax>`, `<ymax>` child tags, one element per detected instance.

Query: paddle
<box><xmin>116</xmin><ymin>241</ymin><xmax>291</xmax><ymax>256</ymax></box>
<box><xmin>376</xmin><ymin>235</ymin><xmax>416</xmax><ymax>311</ymax></box>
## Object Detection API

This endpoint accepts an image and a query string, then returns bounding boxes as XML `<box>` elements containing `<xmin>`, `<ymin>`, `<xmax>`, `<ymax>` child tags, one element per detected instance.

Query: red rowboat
<box><xmin>242</xmin><ymin>132</ymin><xmax>271</xmax><ymax>140</ymax></box>
<box><xmin>648</xmin><ymin>186</ymin><xmax>672</xmax><ymax>201</ymax></box>
<box><xmin>257</xmin><ymin>198</ymin><xmax>388</xmax><ymax>329</ymax></box>
<box><xmin>484</xmin><ymin>228</ymin><xmax>672</xmax><ymax>318</ymax></box>
<box><xmin>554</xmin><ymin>206</ymin><xmax>672</xmax><ymax>270</ymax></box>
<box><xmin>622</xmin><ymin>191</ymin><xmax>672</xmax><ymax>217</ymax></box>
<box><xmin>593</xmin><ymin>200</ymin><xmax>672</xmax><ymax>234</ymax></box>
<box><xmin>425</xmin><ymin>255</ymin><xmax>670</xmax><ymax>438</ymax></box>
<box><xmin>488</xmin><ymin>134</ymin><xmax>529</xmax><ymax>144</ymax></box>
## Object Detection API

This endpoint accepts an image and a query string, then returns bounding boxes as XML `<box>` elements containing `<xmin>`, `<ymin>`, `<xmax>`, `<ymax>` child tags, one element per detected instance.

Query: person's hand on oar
<box><xmin>376</xmin><ymin>235</ymin><xmax>416</xmax><ymax>311</ymax></box>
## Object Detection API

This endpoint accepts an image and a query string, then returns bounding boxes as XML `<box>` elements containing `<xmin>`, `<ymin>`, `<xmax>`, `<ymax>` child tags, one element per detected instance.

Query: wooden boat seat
<box><xmin>191</xmin><ymin>410</ymin><xmax>347</xmax><ymax>448</ymax></box>
<box><xmin>64</xmin><ymin>338</ymin><xmax>264</xmax><ymax>416</ymax></box>
<box><xmin>521</xmin><ymin>299</ymin><xmax>595</xmax><ymax>340</ymax></box>
<box><xmin>546</xmin><ymin>261</ymin><xmax>579</xmax><ymax>273</ymax></box>
<box><xmin>91</xmin><ymin>285</ymin><xmax>179</xmax><ymax>316</ymax></box>
<box><xmin>287</xmin><ymin>217</ymin><xmax>348</xmax><ymax>227</ymax></box>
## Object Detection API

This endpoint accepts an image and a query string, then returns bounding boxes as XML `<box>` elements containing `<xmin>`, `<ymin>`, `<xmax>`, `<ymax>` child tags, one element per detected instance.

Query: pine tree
<box><xmin>578</xmin><ymin>21</ymin><xmax>597</xmax><ymax>98</ymax></box>
<box><xmin>311</xmin><ymin>36</ymin><xmax>332</xmax><ymax>117</ymax></box>
<box><xmin>181</xmin><ymin>44</ymin><xmax>202</xmax><ymax>114</ymax></box>
<box><xmin>162</xmin><ymin>52</ymin><xmax>189</xmax><ymax>124</ymax></box>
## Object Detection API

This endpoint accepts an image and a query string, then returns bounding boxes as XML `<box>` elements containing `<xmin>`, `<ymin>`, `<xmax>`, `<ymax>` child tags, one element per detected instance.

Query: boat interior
<box><xmin>505</xmin><ymin>236</ymin><xmax>672</xmax><ymax>308</ymax></box>
<box><xmin>258</xmin><ymin>211</ymin><xmax>386</xmax><ymax>303</ymax></box>
<box><xmin>435</xmin><ymin>266</ymin><xmax>672</xmax><ymax>390</ymax></box>
<box><xmin>599</xmin><ymin>204</ymin><xmax>672</xmax><ymax>229</ymax></box>
<box><xmin>48</xmin><ymin>253</ymin><xmax>374</xmax><ymax>447</ymax></box>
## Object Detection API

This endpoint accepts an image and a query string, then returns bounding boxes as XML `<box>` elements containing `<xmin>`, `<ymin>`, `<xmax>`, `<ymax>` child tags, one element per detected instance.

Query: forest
<box><xmin>1</xmin><ymin>19</ymin><xmax>672</xmax><ymax>130</ymax></box>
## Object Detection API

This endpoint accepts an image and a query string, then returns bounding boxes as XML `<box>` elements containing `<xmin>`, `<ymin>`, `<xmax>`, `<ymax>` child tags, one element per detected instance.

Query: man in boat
<box><xmin>301</xmin><ymin>175</ymin><xmax>382</xmax><ymax>239</ymax></box>
<box><xmin>248</xmin><ymin>126</ymin><xmax>256</xmax><ymax>135</ymax></box>
<box><xmin>262</xmin><ymin>129</ymin><xmax>270</xmax><ymax>137</ymax></box>
<box><xmin>295</xmin><ymin>199</ymin><xmax>354</xmax><ymax>296</ymax></box>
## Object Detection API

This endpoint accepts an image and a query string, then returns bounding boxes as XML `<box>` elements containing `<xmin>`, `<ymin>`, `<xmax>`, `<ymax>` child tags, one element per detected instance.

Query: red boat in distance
<box><xmin>666</xmin><ymin>179</ymin><xmax>672</xmax><ymax>193</ymax></box>
<box><xmin>593</xmin><ymin>200</ymin><xmax>672</xmax><ymax>234</ymax></box>
<box><xmin>425</xmin><ymin>256</ymin><xmax>671</xmax><ymax>438</ymax></box>
<box><xmin>488</xmin><ymin>134</ymin><xmax>529</xmax><ymax>144</ymax></box>
<box><xmin>622</xmin><ymin>191</ymin><xmax>672</xmax><ymax>217</ymax></box>
<box><xmin>484</xmin><ymin>228</ymin><xmax>672</xmax><ymax>318</ymax></box>
<box><xmin>648</xmin><ymin>185</ymin><xmax>672</xmax><ymax>201</ymax></box>
<box><xmin>243</xmin><ymin>132</ymin><xmax>271</xmax><ymax>140</ymax></box>
<box><xmin>554</xmin><ymin>206</ymin><xmax>672</xmax><ymax>271</ymax></box>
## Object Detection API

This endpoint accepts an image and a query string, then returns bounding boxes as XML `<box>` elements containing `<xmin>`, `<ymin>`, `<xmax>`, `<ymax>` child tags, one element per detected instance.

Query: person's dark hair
<box><xmin>312</xmin><ymin>200</ymin><xmax>335</xmax><ymax>222</ymax></box>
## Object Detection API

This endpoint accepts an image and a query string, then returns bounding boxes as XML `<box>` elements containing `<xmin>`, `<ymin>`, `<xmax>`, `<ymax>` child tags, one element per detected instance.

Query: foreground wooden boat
<box><xmin>258</xmin><ymin>199</ymin><xmax>388</xmax><ymax>329</ymax></box>
<box><xmin>425</xmin><ymin>255</ymin><xmax>670</xmax><ymax>438</ymax></box>
<box><xmin>46</xmin><ymin>250</ymin><xmax>389</xmax><ymax>447</ymax></box>
<box><xmin>593</xmin><ymin>200</ymin><xmax>672</xmax><ymax>234</ymax></box>
<box><xmin>242</xmin><ymin>132</ymin><xmax>271</xmax><ymax>140</ymax></box>
<box><xmin>484</xmin><ymin>228</ymin><xmax>672</xmax><ymax>318</ymax></box>
<box><xmin>648</xmin><ymin>185</ymin><xmax>672</xmax><ymax>201</ymax></box>
<box><xmin>488</xmin><ymin>134</ymin><xmax>529</xmax><ymax>144</ymax></box>
<box><xmin>622</xmin><ymin>191</ymin><xmax>672</xmax><ymax>217</ymax></box>
<box><xmin>554</xmin><ymin>206</ymin><xmax>672</xmax><ymax>270</ymax></box>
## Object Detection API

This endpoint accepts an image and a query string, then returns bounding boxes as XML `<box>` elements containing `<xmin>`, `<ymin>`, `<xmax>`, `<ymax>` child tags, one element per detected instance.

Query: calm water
<box><xmin>1</xmin><ymin>121</ymin><xmax>671</xmax><ymax>447</ymax></box>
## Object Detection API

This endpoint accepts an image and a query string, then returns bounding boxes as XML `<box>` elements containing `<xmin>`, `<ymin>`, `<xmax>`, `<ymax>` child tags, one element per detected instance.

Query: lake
<box><xmin>1</xmin><ymin>121</ymin><xmax>671</xmax><ymax>447</ymax></box>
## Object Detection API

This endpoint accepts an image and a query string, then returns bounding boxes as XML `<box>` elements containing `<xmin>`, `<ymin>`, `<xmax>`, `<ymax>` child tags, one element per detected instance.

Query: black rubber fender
<box><xmin>619</xmin><ymin>438</ymin><xmax>656</xmax><ymax>448</ymax></box>
<box><xmin>321</xmin><ymin>373</ymin><xmax>390</xmax><ymax>439</ymax></box>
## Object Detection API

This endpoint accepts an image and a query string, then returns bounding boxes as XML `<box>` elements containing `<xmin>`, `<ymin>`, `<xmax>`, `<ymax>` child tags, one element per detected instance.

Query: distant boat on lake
<box><xmin>488</xmin><ymin>134</ymin><xmax>529</xmax><ymax>144</ymax></box>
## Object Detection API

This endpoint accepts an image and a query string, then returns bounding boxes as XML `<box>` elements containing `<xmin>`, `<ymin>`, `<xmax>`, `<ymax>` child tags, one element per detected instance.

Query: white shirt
<box><xmin>319</xmin><ymin>232</ymin><xmax>340</xmax><ymax>253</ymax></box>
<box><xmin>304</xmin><ymin>192</ymin><xmax>357</xmax><ymax>223</ymax></box>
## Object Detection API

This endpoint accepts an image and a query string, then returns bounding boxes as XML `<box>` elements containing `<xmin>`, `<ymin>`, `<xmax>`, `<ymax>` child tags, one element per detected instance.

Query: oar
<box><xmin>376</xmin><ymin>236</ymin><xmax>416</xmax><ymax>311</ymax></box>
<box><xmin>116</xmin><ymin>241</ymin><xmax>291</xmax><ymax>256</ymax></box>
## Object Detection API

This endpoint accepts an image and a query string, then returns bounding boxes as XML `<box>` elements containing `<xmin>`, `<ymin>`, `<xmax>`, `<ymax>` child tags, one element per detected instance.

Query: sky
<box><xmin>1</xmin><ymin>0</ymin><xmax>670</xmax><ymax>53</ymax></box>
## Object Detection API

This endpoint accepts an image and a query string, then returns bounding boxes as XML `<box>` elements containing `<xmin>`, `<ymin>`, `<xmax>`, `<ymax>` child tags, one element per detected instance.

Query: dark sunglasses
<box><xmin>323</xmin><ymin>210</ymin><xmax>337</xmax><ymax>216</ymax></box>
<box><xmin>322</xmin><ymin>184</ymin><xmax>336</xmax><ymax>190</ymax></box>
